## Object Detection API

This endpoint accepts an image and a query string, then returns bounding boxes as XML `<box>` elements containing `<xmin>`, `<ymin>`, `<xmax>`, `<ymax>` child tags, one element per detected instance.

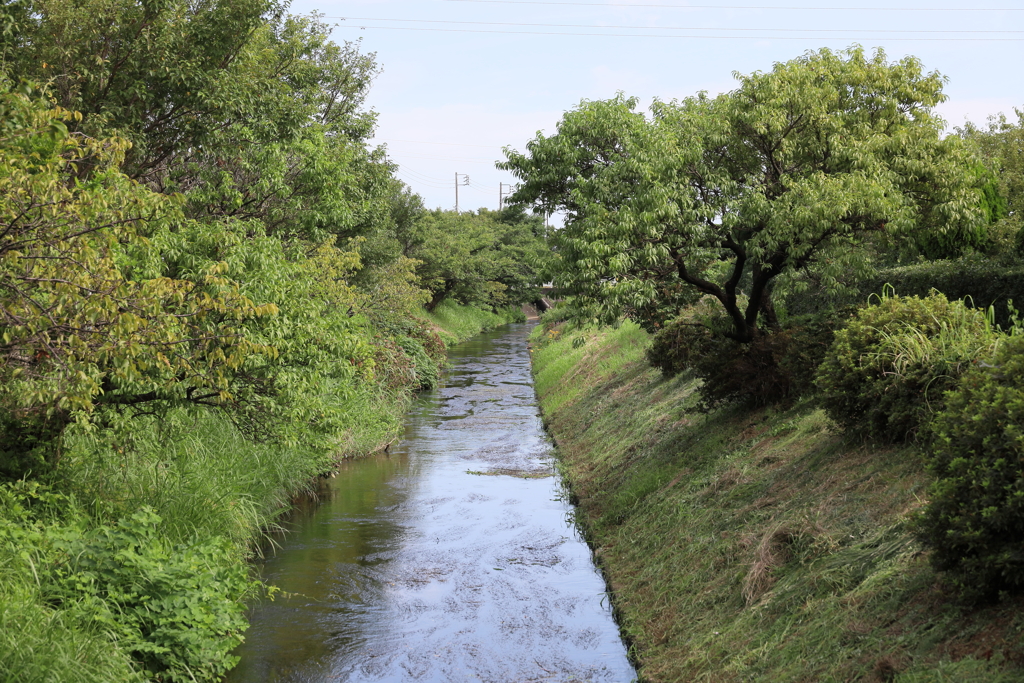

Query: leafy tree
<box><xmin>5</xmin><ymin>0</ymin><xmax>277</xmax><ymax>180</ymax></box>
<box><xmin>501</xmin><ymin>47</ymin><xmax>981</xmax><ymax>341</ymax></box>
<box><xmin>7</xmin><ymin>1</ymin><xmax>389</xmax><ymax>242</ymax></box>
<box><xmin>164</xmin><ymin>12</ymin><xmax>390</xmax><ymax>241</ymax></box>
<box><xmin>0</xmin><ymin>84</ymin><xmax>277</xmax><ymax>476</ymax></box>
<box><xmin>477</xmin><ymin>206</ymin><xmax>552</xmax><ymax>305</ymax></box>
<box><xmin>958</xmin><ymin>108</ymin><xmax>1024</xmax><ymax>255</ymax></box>
<box><xmin>397</xmin><ymin>208</ymin><xmax>549</xmax><ymax>311</ymax></box>
<box><xmin>409</xmin><ymin>210</ymin><xmax>505</xmax><ymax>311</ymax></box>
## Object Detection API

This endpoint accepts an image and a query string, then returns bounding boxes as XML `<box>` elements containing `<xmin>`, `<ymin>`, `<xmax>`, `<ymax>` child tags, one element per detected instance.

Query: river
<box><xmin>226</xmin><ymin>323</ymin><xmax>636</xmax><ymax>682</ymax></box>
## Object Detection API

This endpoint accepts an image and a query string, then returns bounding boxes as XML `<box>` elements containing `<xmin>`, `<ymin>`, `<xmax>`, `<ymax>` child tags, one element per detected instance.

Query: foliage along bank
<box><xmin>0</xmin><ymin>1</ymin><xmax>545</xmax><ymax>680</ymax></box>
<box><xmin>530</xmin><ymin>319</ymin><xmax>1024</xmax><ymax>682</ymax></box>
<box><xmin>513</xmin><ymin>45</ymin><xmax>1024</xmax><ymax>682</ymax></box>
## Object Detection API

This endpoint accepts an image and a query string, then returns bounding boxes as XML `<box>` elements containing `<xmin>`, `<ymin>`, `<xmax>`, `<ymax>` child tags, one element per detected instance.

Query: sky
<box><xmin>289</xmin><ymin>0</ymin><xmax>1023</xmax><ymax>215</ymax></box>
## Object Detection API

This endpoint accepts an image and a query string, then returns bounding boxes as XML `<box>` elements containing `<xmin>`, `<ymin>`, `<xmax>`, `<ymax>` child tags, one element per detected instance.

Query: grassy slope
<box><xmin>530</xmin><ymin>322</ymin><xmax>1024</xmax><ymax>683</ymax></box>
<box><xmin>424</xmin><ymin>300</ymin><xmax>525</xmax><ymax>346</ymax></box>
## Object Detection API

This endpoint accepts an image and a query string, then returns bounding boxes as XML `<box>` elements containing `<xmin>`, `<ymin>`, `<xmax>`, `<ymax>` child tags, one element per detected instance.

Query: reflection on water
<box><xmin>227</xmin><ymin>324</ymin><xmax>636</xmax><ymax>683</ymax></box>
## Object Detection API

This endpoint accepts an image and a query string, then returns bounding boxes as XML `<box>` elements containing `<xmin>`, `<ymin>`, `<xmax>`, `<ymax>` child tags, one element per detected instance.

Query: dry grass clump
<box><xmin>872</xmin><ymin>654</ymin><xmax>905</xmax><ymax>682</ymax></box>
<box><xmin>742</xmin><ymin>525</ymin><xmax>798</xmax><ymax>606</ymax></box>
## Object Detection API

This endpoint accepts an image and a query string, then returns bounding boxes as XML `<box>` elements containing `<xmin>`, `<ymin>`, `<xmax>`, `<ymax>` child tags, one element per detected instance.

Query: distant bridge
<box><xmin>536</xmin><ymin>283</ymin><xmax>556</xmax><ymax>312</ymax></box>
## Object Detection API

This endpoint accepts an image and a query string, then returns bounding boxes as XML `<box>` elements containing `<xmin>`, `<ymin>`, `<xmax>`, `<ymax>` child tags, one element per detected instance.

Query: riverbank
<box><xmin>529</xmin><ymin>321</ymin><xmax>1024</xmax><ymax>682</ymax></box>
<box><xmin>0</xmin><ymin>302</ymin><xmax>522</xmax><ymax>683</ymax></box>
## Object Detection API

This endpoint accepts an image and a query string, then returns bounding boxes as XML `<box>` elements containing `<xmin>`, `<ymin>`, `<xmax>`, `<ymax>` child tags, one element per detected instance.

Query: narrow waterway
<box><xmin>227</xmin><ymin>323</ymin><xmax>636</xmax><ymax>683</ymax></box>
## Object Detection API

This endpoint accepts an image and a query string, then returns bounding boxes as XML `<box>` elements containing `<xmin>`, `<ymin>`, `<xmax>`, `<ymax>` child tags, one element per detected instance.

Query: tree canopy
<box><xmin>501</xmin><ymin>47</ymin><xmax>983</xmax><ymax>341</ymax></box>
<box><xmin>958</xmin><ymin>108</ymin><xmax>1024</xmax><ymax>254</ymax></box>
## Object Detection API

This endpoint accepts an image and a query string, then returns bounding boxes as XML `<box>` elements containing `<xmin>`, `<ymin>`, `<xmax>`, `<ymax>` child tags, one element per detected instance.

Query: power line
<box><xmin>397</xmin><ymin>174</ymin><xmax>451</xmax><ymax>189</ymax></box>
<box><xmin>391</xmin><ymin>151</ymin><xmax>499</xmax><ymax>162</ymax></box>
<box><xmin>332</xmin><ymin>16</ymin><xmax>1024</xmax><ymax>34</ymax></box>
<box><xmin>334</xmin><ymin>24</ymin><xmax>1024</xmax><ymax>40</ymax></box>
<box><xmin>443</xmin><ymin>0</ymin><xmax>1023</xmax><ymax>11</ymax></box>
<box><xmin>396</xmin><ymin>164</ymin><xmax>452</xmax><ymax>182</ymax></box>
<box><xmin>376</xmin><ymin>138</ymin><xmax>500</xmax><ymax>148</ymax></box>
<box><xmin>397</xmin><ymin>174</ymin><xmax>450</xmax><ymax>188</ymax></box>
<box><xmin>395</xmin><ymin>165</ymin><xmax>455</xmax><ymax>187</ymax></box>
<box><xmin>397</xmin><ymin>173</ymin><xmax>453</xmax><ymax>189</ymax></box>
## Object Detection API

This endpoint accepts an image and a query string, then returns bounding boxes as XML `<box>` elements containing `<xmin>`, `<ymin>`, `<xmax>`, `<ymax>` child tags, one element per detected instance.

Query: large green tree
<box><xmin>958</xmin><ymin>108</ymin><xmax>1024</xmax><ymax>254</ymax></box>
<box><xmin>501</xmin><ymin>47</ymin><xmax>982</xmax><ymax>341</ymax></box>
<box><xmin>5</xmin><ymin>0</ymin><xmax>389</xmax><ymax>242</ymax></box>
<box><xmin>0</xmin><ymin>2</ymin><xmax>402</xmax><ymax>474</ymax></box>
<box><xmin>0</xmin><ymin>83</ymin><xmax>279</xmax><ymax>474</ymax></box>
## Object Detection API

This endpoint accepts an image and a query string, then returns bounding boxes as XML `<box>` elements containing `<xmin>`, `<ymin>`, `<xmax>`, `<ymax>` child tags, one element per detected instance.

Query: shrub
<box><xmin>696</xmin><ymin>334</ymin><xmax>789</xmax><ymax>408</ymax></box>
<box><xmin>785</xmin><ymin>256</ymin><xmax>1024</xmax><ymax>330</ymax></box>
<box><xmin>396</xmin><ymin>335</ymin><xmax>441</xmax><ymax>390</ymax></box>
<box><xmin>648</xmin><ymin>298</ymin><xmax>836</xmax><ymax>407</ymax></box>
<box><xmin>0</xmin><ymin>485</ymin><xmax>259</xmax><ymax>682</ymax></box>
<box><xmin>916</xmin><ymin>334</ymin><xmax>1024</xmax><ymax>598</ymax></box>
<box><xmin>862</xmin><ymin>259</ymin><xmax>1024</xmax><ymax>330</ymax></box>
<box><xmin>646</xmin><ymin>297</ymin><xmax>721</xmax><ymax>378</ymax></box>
<box><xmin>815</xmin><ymin>292</ymin><xmax>1000</xmax><ymax>442</ymax></box>
<box><xmin>47</xmin><ymin>510</ymin><xmax>257</xmax><ymax>682</ymax></box>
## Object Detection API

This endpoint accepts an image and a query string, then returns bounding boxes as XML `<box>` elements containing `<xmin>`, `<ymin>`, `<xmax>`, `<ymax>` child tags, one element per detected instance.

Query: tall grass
<box><xmin>873</xmin><ymin>303</ymin><xmax>1004</xmax><ymax>381</ymax></box>
<box><xmin>425</xmin><ymin>301</ymin><xmax>524</xmax><ymax>346</ymax></box>
<box><xmin>59</xmin><ymin>384</ymin><xmax>407</xmax><ymax>553</ymax></box>
<box><xmin>0</xmin><ymin>585</ymin><xmax>143</xmax><ymax>683</ymax></box>
<box><xmin>59</xmin><ymin>411</ymin><xmax>317</xmax><ymax>551</ymax></box>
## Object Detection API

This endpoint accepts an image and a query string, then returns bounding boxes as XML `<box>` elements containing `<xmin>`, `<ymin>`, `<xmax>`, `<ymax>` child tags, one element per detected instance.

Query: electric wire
<box><xmin>395</xmin><ymin>165</ymin><xmax>455</xmax><ymax>185</ymax></box>
<box><xmin>395</xmin><ymin>164</ymin><xmax>452</xmax><ymax>181</ymax></box>
<box><xmin>391</xmin><ymin>151</ymin><xmax>500</xmax><ymax>162</ymax></box>
<box><xmin>377</xmin><ymin>138</ymin><xmax>500</xmax><ymax>148</ymax></box>
<box><xmin>396</xmin><ymin>168</ymin><xmax>455</xmax><ymax>186</ymax></box>
<box><xmin>397</xmin><ymin>174</ymin><xmax>452</xmax><ymax>189</ymax></box>
<box><xmin>442</xmin><ymin>0</ymin><xmax>1023</xmax><ymax>11</ymax></box>
<box><xmin>332</xmin><ymin>16</ymin><xmax>1023</xmax><ymax>34</ymax></box>
<box><xmin>334</xmin><ymin>25</ymin><xmax>1023</xmax><ymax>41</ymax></box>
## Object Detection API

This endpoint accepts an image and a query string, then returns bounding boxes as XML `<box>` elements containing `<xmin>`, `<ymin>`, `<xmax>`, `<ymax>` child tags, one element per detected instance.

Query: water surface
<box><xmin>228</xmin><ymin>323</ymin><xmax>635</xmax><ymax>682</ymax></box>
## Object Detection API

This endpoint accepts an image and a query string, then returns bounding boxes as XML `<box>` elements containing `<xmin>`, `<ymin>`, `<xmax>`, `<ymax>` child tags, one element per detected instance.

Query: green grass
<box><xmin>0</xmin><ymin>585</ymin><xmax>143</xmax><ymax>683</ymax></box>
<box><xmin>530</xmin><ymin>321</ymin><xmax>1024</xmax><ymax>683</ymax></box>
<box><xmin>58</xmin><ymin>410</ymin><xmax>322</xmax><ymax>552</ymax></box>
<box><xmin>425</xmin><ymin>300</ymin><xmax>525</xmax><ymax>346</ymax></box>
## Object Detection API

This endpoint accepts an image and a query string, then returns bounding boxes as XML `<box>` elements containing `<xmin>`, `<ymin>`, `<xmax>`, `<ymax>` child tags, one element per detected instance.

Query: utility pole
<box><xmin>455</xmin><ymin>173</ymin><xmax>469</xmax><ymax>212</ymax></box>
<box><xmin>499</xmin><ymin>182</ymin><xmax>514</xmax><ymax>211</ymax></box>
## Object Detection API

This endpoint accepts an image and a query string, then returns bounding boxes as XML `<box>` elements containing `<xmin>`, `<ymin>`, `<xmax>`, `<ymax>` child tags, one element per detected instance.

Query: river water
<box><xmin>226</xmin><ymin>323</ymin><xmax>636</xmax><ymax>683</ymax></box>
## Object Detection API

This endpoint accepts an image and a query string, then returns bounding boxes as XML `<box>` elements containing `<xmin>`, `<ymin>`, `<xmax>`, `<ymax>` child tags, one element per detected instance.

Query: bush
<box><xmin>50</xmin><ymin>511</ymin><xmax>256</xmax><ymax>682</ymax></box>
<box><xmin>648</xmin><ymin>299</ymin><xmax>836</xmax><ymax>408</ymax></box>
<box><xmin>396</xmin><ymin>335</ymin><xmax>441</xmax><ymax>390</ymax></box>
<box><xmin>785</xmin><ymin>256</ymin><xmax>1024</xmax><ymax>330</ymax></box>
<box><xmin>916</xmin><ymin>334</ymin><xmax>1024</xmax><ymax>598</ymax></box>
<box><xmin>815</xmin><ymin>292</ymin><xmax>1000</xmax><ymax>442</ymax></box>
<box><xmin>646</xmin><ymin>297</ymin><xmax>720</xmax><ymax>378</ymax></box>
<box><xmin>0</xmin><ymin>485</ymin><xmax>258</xmax><ymax>683</ymax></box>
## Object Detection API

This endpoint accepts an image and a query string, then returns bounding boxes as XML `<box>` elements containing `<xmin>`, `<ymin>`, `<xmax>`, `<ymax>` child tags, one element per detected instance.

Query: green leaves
<box><xmin>397</xmin><ymin>207</ymin><xmax>549</xmax><ymax>312</ymax></box>
<box><xmin>0</xmin><ymin>493</ymin><xmax>257</xmax><ymax>682</ymax></box>
<box><xmin>916</xmin><ymin>334</ymin><xmax>1024</xmax><ymax>597</ymax></box>
<box><xmin>0</xmin><ymin>86</ymin><xmax>281</xmax><ymax>475</ymax></box>
<box><xmin>815</xmin><ymin>292</ymin><xmax>999</xmax><ymax>443</ymax></box>
<box><xmin>502</xmin><ymin>47</ymin><xmax>981</xmax><ymax>342</ymax></box>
